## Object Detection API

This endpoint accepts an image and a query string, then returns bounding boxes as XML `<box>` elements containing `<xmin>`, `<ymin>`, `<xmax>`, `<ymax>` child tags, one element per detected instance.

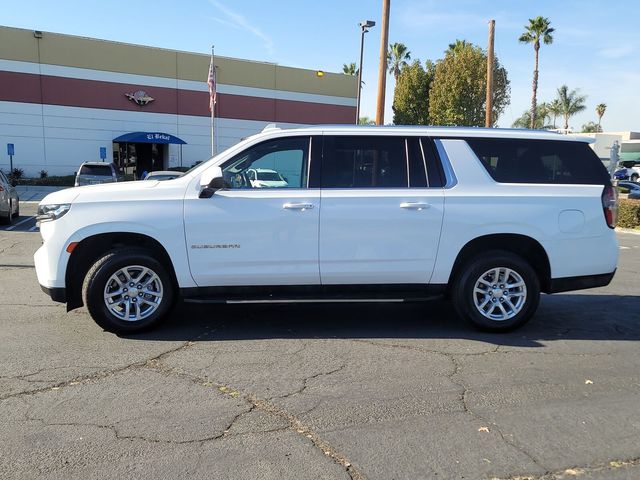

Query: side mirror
<box><xmin>199</xmin><ymin>166</ymin><xmax>225</xmax><ymax>198</ymax></box>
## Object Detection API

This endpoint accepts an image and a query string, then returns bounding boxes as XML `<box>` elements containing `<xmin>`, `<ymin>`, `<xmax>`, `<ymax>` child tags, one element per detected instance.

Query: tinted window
<box><xmin>407</xmin><ymin>138</ymin><xmax>427</xmax><ymax>187</ymax></box>
<box><xmin>221</xmin><ymin>137</ymin><xmax>310</xmax><ymax>189</ymax></box>
<box><xmin>322</xmin><ymin>136</ymin><xmax>407</xmax><ymax>188</ymax></box>
<box><xmin>466</xmin><ymin>138</ymin><xmax>610</xmax><ymax>185</ymax></box>
<box><xmin>421</xmin><ymin>138</ymin><xmax>445</xmax><ymax>187</ymax></box>
<box><xmin>80</xmin><ymin>165</ymin><xmax>113</xmax><ymax>176</ymax></box>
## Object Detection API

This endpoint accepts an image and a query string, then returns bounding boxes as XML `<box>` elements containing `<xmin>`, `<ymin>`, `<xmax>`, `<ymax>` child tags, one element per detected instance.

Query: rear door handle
<box><xmin>283</xmin><ymin>203</ymin><xmax>315</xmax><ymax>210</ymax></box>
<box><xmin>400</xmin><ymin>202</ymin><xmax>430</xmax><ymax>210</ymax></box>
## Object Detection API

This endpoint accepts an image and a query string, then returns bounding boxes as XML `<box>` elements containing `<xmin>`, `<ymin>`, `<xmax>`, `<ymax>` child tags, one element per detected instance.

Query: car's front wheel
<box><xmin>82</xmin><ymin>248</ymin><xmax>174</xmax><ymax>334</ymax></box>
<box><xmin>451</xmin><ymin>250</ymin><xmax>540</xmax><ymax>332</ymax></box>
<box><xmin>631</xmin><ymin>173</ymin><xmax>639</xmax><ymax>182</ymax></box>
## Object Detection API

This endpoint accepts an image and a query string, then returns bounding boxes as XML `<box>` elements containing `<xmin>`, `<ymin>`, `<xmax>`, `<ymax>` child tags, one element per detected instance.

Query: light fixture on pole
<box><xmin>356</xmin><ymin>20</ymin><xmax>375</xmax><ymax>124</ymax></box>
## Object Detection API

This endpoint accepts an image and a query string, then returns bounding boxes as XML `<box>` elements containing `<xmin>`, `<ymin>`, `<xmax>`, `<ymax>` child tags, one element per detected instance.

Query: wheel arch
<box><xmin>65</xmin><ymin>232</ymin><xmax>178</xmax><ymax>311</ymax></box>
<box><xmin>448</xmin><ymin>233</ymin><xmax>552</xmax><ymax>294</ymax></box>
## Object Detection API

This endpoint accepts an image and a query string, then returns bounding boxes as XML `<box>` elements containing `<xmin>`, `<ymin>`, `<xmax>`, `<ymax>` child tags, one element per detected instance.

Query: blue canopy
<box><xmin>113</xmin><ymin>132</ymin><xmax>186</xmax><ymax>144</ymax></box>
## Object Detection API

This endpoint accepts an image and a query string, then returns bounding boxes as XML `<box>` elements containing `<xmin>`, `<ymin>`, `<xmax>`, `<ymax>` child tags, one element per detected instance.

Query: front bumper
<box><xmin>40</xmin><ymin>284</ymin><xmax>67</xmax><ymax>303</ymax></box>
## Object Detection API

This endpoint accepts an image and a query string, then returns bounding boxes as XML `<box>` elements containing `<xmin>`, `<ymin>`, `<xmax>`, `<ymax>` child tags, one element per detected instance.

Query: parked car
<box><xmin>35</xmin><ymin>126</ymin><xmax>618</xmax><ymax>334</ymax></box>
<box><xmin>144</xmin><ymin>171</ymin><xmax>184</xmax><ymax>181</ymax></box>
<box><xmin>613</xmin><ymin>162</ymin><xmax>640</xmax><ymax>182</ymax></box>
<box><xmin>618</xmin><ymin>181</ymin><xmax>640</xmax><ymax>200</ymax></box>
<box><xmin>246</xmin><ymin>168</ymin><xmax>289</xmax><ymax>188</ymax></box>
<box><xmin>74</xmin><ymin>162</ymin><xmax>120</xmax><ymax>187</ymax></box>
<box><xmin>0</xmin><ymin>170</ymin><xmax>19</xmax><ymax>225</ymax></box>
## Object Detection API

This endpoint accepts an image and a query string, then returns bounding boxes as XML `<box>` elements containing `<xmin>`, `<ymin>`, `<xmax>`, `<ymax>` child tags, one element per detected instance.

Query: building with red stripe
<box><xmin>0</xmin><ymin>26</ymin><xmax>357</xmax><ymax>177</ymax></box>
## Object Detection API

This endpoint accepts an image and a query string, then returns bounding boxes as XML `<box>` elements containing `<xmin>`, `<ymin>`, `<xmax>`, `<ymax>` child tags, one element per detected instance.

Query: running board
<box><xmin>184</xmin><ymin>298</ymin><xmax>408</xmax><ymax>304</ymax></box>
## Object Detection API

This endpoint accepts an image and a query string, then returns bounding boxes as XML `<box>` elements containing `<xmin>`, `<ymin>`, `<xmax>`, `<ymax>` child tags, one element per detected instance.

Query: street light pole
<box><xmin>356</xmin><ymin>20</ymin><xmax>375</xmax><ymax>125</ymax></box>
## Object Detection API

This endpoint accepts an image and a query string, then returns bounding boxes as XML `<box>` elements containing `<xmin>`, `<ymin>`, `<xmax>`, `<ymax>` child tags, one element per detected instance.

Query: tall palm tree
<box><xmin>596</xmin><ymin>103</ymin><xmax>607</xmax><ymax>131</ymax></box>
<box><xmin>447</xmin><ymin>39</ymin><xmax>471</xmax><ymax>54</ymax></box>
<box><xmin>342</xmin><ymin>63</ymin><xmax>357</xmax><ymax>76</ymax></box>
<box><xmin>519</xmin><ymin>17</ymin><xmax>555</xmax><ymax>129</ymax></box>
<box><xmin>547</xmin><ymin>99</ymin><xmax>563</xmax><ymax>129</ymax></box>
<box><xmin>387</xmin><ymin>43</ymin><xmax>411</xmax><ymax>81</ymax></box>
<box><xmin>556</xmin><ymin>85</ymin><xmax>587</xmax><ymax>131</ymax></box>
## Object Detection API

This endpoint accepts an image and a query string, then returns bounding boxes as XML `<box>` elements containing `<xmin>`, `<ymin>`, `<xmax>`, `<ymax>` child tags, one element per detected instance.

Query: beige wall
<box><xmin>0</xmin><ymin>26</ymin><xmax>356</xmax><ymax>97</ymax></box>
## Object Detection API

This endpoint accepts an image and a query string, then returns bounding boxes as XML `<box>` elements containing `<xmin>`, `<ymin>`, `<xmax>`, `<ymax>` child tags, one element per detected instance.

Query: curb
<box><xmin>616</xmin><ymin>227</ymin><xmax>640</xmax><ymax>235</ymax></box>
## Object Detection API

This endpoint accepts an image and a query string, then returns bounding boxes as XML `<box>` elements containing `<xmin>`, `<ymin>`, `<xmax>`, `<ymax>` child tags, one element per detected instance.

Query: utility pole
<box><xmin>485</xmin><ymin>19</ymin><xmax>495</xmax><ymax>128</ymax></box>
<box><xmin>375</xmin><ymin>0</ymin><xmax>390</xmax><ymax>125</ymax></box>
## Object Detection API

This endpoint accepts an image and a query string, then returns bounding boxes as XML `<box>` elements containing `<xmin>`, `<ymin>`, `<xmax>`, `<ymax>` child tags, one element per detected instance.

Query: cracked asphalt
<box><xmin>1</xmin><ymin>203</ymin><xmax>640</xmax><ymax>480</ymax></box>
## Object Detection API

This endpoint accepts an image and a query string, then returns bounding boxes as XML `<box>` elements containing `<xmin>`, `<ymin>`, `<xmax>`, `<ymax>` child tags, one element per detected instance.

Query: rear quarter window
<box><xmin>465</xmin><ymin>138</ymin><xmax>610</xmax><ymax>185</ymax></box>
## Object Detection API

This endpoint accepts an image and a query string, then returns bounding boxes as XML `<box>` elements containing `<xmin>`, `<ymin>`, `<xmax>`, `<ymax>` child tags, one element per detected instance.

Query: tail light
<box><xmin>0</xmin><ymin>185</ymin><xmax>4</xmax><ymax>192</ymax></box>
<box><xmin>602</xmin><ymin>185</ymin><xmax>618</xmax><ymax>229</ymax></box>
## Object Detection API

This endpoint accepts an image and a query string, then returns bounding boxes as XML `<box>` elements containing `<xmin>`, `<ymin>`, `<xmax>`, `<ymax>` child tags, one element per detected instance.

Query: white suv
<box><xmin>35</xmin><ymin>126</ymin><xmax>618</xmax><ymax>334</ymax></box>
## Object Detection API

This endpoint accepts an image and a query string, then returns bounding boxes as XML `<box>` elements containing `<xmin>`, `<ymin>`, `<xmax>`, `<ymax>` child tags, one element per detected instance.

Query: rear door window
<box><xmin>465</xmin><ymin>138</ymin><xmax>610</xmax><ymax>185</ymax></box>
<box><xmin>80</xmin><ymin>165</ymin><xmax>113</xmax><ymax>176</ymax></box>
<box><xmin>322</xmin><ymin>136</ymin><xmax>408</xmax><ymax>188</ymax></box>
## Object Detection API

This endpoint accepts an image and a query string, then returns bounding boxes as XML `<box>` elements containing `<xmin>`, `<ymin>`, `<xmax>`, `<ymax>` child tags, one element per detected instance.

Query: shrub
<box><xmin>618</xmin><ymin>199</ymin><xmax>640</xmax><ymax>229</ymax></box>
<box><xmin>39</xmin><ymin>169</ymin><xmax>48</xmax><ymax>179</ymax></box>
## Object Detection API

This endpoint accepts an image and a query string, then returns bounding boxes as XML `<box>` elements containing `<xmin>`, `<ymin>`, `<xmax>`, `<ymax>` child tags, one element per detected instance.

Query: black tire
<box><xmin>0</xmin><ymin>201</ymin><xmax>12</xmax><ymax>225</ymax></box>
<box><xmin>13</xmin><ymin>201</ymin><xmax>19</xmax><ymax>219</ymax></box>
<box><xmin>82</xmin><ymin>248</ymin><xmax>174</xmax><ymax>334</ymax></box>
<box><xmin>451</xmin><ymin>250</ymin><xmax>540</xmax><ymax>332</ymax></box>
<box><xmin>631</xmin><ymin>174</ymin><xmax>639</xmax><ymax>183</ymax></box>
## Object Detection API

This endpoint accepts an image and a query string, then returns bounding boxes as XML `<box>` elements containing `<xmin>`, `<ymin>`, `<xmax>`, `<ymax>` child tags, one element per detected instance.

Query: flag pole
<box><xmin>214</xmin><ymin>45</ymin><xmax>216</xmax><ymax>157</ymax></box>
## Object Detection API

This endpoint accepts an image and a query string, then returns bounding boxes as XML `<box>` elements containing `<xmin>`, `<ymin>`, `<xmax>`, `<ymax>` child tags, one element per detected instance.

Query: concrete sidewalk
<box><xmin>16</xmin><ymin>185</ymin><xmax>71</xmax><ymax>202</ymax></box>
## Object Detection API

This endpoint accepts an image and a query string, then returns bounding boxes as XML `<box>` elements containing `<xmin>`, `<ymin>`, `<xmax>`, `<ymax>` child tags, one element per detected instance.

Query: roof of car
<box><xmin>264</xmin><ymin>125</ymin><xmax>593</xmax><ymax>143</ymax></box>
<box><xmin>80</xmin><ymin>162</ymin><xmax>114</xmax><ymax>166</ymax></box>
<box><xmin>147</xmin><ymin>170</ymin><xmax>184</xmax><ymax>176</ymax></box>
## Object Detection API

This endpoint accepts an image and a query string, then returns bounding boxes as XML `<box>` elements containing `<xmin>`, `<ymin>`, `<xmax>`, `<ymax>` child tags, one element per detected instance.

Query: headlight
<box><xmin>36</xmin><ymin>204</ymin><xmax>71</xmax><ymax>223</ymax></box>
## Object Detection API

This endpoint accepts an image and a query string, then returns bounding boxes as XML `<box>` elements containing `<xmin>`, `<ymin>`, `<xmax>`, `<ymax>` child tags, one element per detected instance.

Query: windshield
<box><xmin>80</xmin><ymin>165</ymin><xmax>112</xmax><ymax>176</ymax></box>
<box><xmin>257</xmin><ymin>171</ymin><xmax>283</xmax><ymax>181</ymax></box>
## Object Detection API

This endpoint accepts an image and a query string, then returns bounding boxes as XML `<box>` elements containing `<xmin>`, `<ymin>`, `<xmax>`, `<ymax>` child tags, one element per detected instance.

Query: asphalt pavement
<box><xmin>1</xmin><ymin>203</ymin><xmax>639</xmax><ymax>480</ymax></box>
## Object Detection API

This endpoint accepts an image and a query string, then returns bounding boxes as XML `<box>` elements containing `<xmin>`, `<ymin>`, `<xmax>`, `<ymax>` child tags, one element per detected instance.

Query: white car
<box><xmin>246</xmin><ymin>168</ymin><xmax>289</xmax><ymax>188</ymax></box>
<box><xmin>35</xmin><ymin>126</ymin><xmax>618</xmax><ymax>334</ymax></box>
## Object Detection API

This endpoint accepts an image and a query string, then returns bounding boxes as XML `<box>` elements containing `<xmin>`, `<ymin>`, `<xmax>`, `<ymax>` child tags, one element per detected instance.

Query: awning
<box><xmin>113</xmin><ymin>132</ymin><xmax>186</xmax><ymax>144</ymax></box>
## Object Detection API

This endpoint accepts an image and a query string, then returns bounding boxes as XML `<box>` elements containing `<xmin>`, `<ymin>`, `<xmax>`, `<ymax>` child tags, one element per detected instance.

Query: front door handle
<box><xmin>283</xmin><ymin>203</ymin><xmax>315</xmax><ymax>210</ymax></box>
<box><xmin>400</xmin><ymin>202</ymin><xmax>430</xmax><ymax>210</ymax></box>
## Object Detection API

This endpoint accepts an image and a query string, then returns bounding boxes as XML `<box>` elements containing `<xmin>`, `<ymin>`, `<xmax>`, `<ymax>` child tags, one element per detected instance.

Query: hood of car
<box><xmin>40</xmin><ymin>180</ymin><xmax>161</xmax><ymax>206</ymax></box>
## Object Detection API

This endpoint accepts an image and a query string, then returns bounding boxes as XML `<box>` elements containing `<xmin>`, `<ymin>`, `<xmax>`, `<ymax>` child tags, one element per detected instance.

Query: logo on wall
<box><xmin>124</xmin><ymin>90</ymin><xmax>155</xmax><ymax>106</ymax></box>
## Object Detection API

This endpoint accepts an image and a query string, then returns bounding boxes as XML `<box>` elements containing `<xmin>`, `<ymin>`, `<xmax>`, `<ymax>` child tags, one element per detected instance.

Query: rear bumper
<box><xmin>40</xmin><ymin>284</ymin><xmax>67</xmax><ymax>303</ymax></box>
<box><xmin>547</xmin><ymin>270</ymin><xmax>616</xmax><ymax>294</ymax></box>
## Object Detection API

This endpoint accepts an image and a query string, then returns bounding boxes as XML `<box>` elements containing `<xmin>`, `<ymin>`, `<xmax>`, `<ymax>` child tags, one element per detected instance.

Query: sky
<box><xmin>4</xmin><ymin>0</ymin><xmax>640</xmax><ymax>131</ymax></box>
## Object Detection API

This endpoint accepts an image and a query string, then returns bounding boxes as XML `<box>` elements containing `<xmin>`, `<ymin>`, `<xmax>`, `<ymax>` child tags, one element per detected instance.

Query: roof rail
<box><xmin>262</xmin><ymin>123</ymin><xmax>280</xmax><ymax>132</ymax></box>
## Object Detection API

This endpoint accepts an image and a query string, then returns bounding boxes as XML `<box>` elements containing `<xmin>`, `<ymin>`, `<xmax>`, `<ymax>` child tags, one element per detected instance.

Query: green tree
<box><xmin>519</xmin><ymin>17</ymin><xmax>555</xmax><ymax>128</ymax></box>
<box><xmin>547</xmin><ymin>99</ymin><xmax>563</xmax><ymax>128</ymax></box>
<box><xmin>342</xmin><ymin>63</ymin><xmax>357</xmax><ymax>75</ymax></box>
<box><xmin>596</xmin><ymin>103</ymin><xmax>607</xmax><ymax>130</ymax></box>
<box><xmin>358</xmin><ymin>116</ymin><xmax>376</xmax><ymax>125</ymax></box>
<box><xmin>581</xmin><ymin>121</ymin><xmax>601</xmax><ymax>133</ymax></box>
<box><xmin>556</xmin><ymin>85</ymin><xmax>587</xmax><ymax>130</ymax></box>
<box><xmin>392</xmin><ymin>60</ymin><xmax>434</xmax><ymax>125</ymax></box>
<box><xmin>512</xmin><ymin>103</ymin><xmax>552</xmax><ymax>129</ymax></box>
<box><xmin>387</xmin><ymin>43</ymin><xmax>411</xmax><ymax>81</ymax></box>
<box><xmin>428</xmin><ymin>43</ymin><xmax>510</xmax><ymax>127</ymax></box>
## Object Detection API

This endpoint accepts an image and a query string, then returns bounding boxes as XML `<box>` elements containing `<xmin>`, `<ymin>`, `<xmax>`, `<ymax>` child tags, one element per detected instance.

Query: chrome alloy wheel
<box><xmin>103</xmin><ymin>265</ymin><xmax>164</xmax><ymax>322</ymax></box>
<box><xmin>473</xmin><ymin>267</ymin><xmax>527</xmax><ymax>321</ymax></box>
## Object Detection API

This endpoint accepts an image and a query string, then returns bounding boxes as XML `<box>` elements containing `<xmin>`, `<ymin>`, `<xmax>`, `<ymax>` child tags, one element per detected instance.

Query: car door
<box><xmin>184</xmin><ymin>136</ymin><xmax>321</xmax><ymax>286</ymax></box>
<box><xmin>319</xmin><ymin>135</ymin><xmax>445</xmax><ymax>285</ymax></box>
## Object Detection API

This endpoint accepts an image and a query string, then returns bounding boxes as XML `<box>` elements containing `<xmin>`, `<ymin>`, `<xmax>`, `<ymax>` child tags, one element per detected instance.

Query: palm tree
<box><xmin>547</xmin><ymin>99</ymin><xmax>563</xmax><ymax>129</ymax></box>
<box><xmin>596</xmin><ymin>103</ymin><xmax>607</xmax><ymax>131</ymax></box>
<box><xmin>556</xmin><ymin>85</ymin><xmax>587</xmax><ymax>131</ymax></box>
<box><xmin>342</xmin><ymin>63</ymin><xmax>357</xmax><ymax>76</ymax></box>
<box><xmin>519</xmin><ymin>17</ymin><xmax>555</xmax><ymax>129</ymax></box>
<box><xmin>446</xmin><ymin>39</ymin><xmax>471</xmax><ymax>54</ymax></box>
<box><xmin>387</xmin><ymin>43</ymin><xmax>411</xmax><ymax>81</ymax></box>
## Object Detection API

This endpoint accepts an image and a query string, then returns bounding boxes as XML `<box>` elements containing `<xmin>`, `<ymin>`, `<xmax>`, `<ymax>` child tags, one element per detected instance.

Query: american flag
<box><xmin>207</xmin><ymin>54</ymin><xmax>216</xmax><ymax>112</ymax></box>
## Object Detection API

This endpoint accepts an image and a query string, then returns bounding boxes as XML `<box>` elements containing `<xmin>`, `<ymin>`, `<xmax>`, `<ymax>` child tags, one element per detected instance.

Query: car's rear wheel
<box><xmin>82</xmin><ymin>248</ymin><xmax>174</xmax><ymax>334</ymax></box>
<box><xmin>631</xmin><ymin>173</ymin><xmax>639</xmax><ymax>182</ymax></box>
<box><xmin>452</xmin><ymin>250</ymin><xmax>540</xmax><ymax>332</ymax></box>
<box><xmin>0</xmin><ymin>200</ymin><xmax>13</xmax><ymax>225</ymax></box>
<box><xmin>13</xmin><ymin>200</ymin><xmax>19</xmax><ymax>218</ymax></box>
